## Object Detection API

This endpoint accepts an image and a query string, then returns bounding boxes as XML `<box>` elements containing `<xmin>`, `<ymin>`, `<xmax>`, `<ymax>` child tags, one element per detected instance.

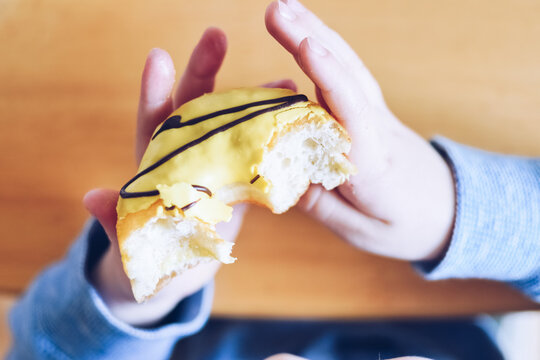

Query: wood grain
<box><xmin>0</xmin><ymin>294</ymin><xmax>12</xmax><ymax>357</ymax></box>
<box><xmin>0</xmin><ymin>0</ymin><xmax>539</xmax><ymax>318</ymax></box>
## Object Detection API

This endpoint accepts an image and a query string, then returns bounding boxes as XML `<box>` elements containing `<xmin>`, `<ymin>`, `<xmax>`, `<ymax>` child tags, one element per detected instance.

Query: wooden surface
<box><xmin>0</xmin><ymin>295</ymin><xmax>11</xmax><ymax>357</ymax></box>
<box><xmin>0</xmin><ymin>0</ymin><xmax>539</xmax><ymax>319</ymax></box>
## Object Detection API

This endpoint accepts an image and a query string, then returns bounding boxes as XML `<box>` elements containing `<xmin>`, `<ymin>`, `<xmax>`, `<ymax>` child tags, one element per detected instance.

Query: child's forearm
<box><xmin>7</xmin><ymin>220</ymin><xmax>213</xmax><ymax>360</ymax></box>
<box><xmin>417</xmin><ymin>137</ymin><xmax>540</xmax><ymax>301</ymax></box>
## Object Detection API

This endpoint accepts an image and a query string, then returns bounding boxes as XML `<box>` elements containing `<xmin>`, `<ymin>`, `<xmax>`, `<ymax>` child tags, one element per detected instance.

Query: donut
<box><xmin>116</xmin><ymin>87</ymin><xmax>355</xmax><ymax>302</ymax></box>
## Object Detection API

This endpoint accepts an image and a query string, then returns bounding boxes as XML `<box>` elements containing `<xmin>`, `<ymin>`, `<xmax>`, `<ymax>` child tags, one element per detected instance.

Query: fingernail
<box><xmin>83</xmin><ymin>188</ymin><xmax>101</xmax><ymax>203</ymax></box>
<box><xmin>148</xmin><ymin>47</ymin><xmax>162</xmax><ymax>56</ymax></box>
<box><xmin>306</xmin><ymin>37</ymin><xmax>327</xmax><ymax>56</ymax></box>
<box><xmin>287</xmin><ymin>0</ymin><xmax>307</xmax><ymax>13</ymax></box>
<box><xmin>203</xmin><ymin>27</ymin><xmax>227</xmax><ymax>54</ymax></box>
<box><xmin>278</xmin><ymin>0</ymin><xmax>296</xmax><ymax>21</ymax></box>
<box><xmin>148</xmin><ymin>48</ymin><xmax>174</xmax><ymax>76</ymax></box>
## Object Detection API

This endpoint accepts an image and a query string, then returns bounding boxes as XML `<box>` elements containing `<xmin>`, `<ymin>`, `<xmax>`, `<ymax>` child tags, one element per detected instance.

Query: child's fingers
<box><xmin>173</xmin><ymin>27</ymin><xmax>227</xmax><ymax>109</ymax></box>
<box><xmin>136</xmin><ymin>48</ymin><xmax>176</xmax><ymax>163</ymax></box>
<box><xmin>297</xmin><ymin>37</ymin><xmax>388</xmax><ymax>174</ymax></box>
<box><xmin>266</xmin><ymin>1</ymin><xmax>354</xmax><ymax>69</ymax></box>
<box><xmin>315</xmin><ymin>86</ymin><xmax>330</xmax><ymax>114</ymax></box>
<box><xmin>261</xmin><ymin>78</ymin><xmax>298</xmax><ymax>92</ymax></box>
<box><xmin>296</xmin><ymin>37</ymin><xmax>371</xmax><ymax>137</ymax></box>
<box><xmin>265</xmin><ymin>0</ymin><xmax>384</xmax><ymax>105</ymax></box>
<box><xmin>264</xmin><ymin>354</ymin><xmax>308</xmax><ymax>360</ymax></box>
<box><xmin>83</xmin><ymin>188</ymin><xmax>120</xmax><ymax>243</ymax></box>
<box><xmin>136</xmin><ymin>29</ymin><xmax>226</xmax><ymax>164</ymax></box>
<box><xmin>297</xmin><ymin>185</ymin><xmax>375</xmax><ymax>245</ymax></box>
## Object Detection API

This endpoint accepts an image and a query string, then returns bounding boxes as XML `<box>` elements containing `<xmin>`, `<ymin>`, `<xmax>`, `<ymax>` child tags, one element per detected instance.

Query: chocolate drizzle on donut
<box><xmin>249</xmin><ymin>174</ymin><xmax>260</xmax><ymax>184</ymax></box>
<box><xmin>165</xmin><ymin>198</ymin><xmax>203</xmax><ymax>212</ymax></box>
<box><xmin>180</xmin><ymin>200</ymin><xmax>200</xmax><ymax>212</ymax></box>
<box><xmin>191</xmin><ymin>184</ymin><xmax>212</xmax><ymax>197</ymax></box>
<box><xmin>120</xmin><ymin>94</ymin><xmax>308</xmax><ymax>199</ymax></box>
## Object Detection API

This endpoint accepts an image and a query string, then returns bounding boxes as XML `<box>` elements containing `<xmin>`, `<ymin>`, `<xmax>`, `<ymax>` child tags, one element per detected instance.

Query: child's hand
<box><xmin>83</xmin><ymin>28</ymin><xmax>296</xmax><ymax>326</ymax></box>
<box><xmin>266</xmin><ymin>0</ymin><xmax>456</xmax><ymax>262</ymax></box>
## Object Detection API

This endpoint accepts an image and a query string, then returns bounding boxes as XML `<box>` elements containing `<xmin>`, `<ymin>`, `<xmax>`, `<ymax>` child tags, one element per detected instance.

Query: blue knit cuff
<box><xmin>8</xmin><ymin>219</ymin><xmax>213</xmax><ymax>359</ymax></box>
<box><xmin>417</xmin><ymin>137</ymin><xmax>540</xmax><ymax>301</ymax></box>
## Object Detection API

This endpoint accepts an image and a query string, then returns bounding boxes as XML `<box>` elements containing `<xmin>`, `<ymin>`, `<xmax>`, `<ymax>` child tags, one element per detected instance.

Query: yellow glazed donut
<box><xmin>117</xmin><ymin>87</ymin><xmax>355</xmax><ymax>302</ymax></box>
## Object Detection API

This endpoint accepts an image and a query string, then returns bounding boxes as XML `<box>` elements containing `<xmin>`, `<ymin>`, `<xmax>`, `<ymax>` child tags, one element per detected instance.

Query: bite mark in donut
<box><xmin>116</xmin><ymin>87</ymin><xmax>355</xmax><ymax>302</ymax></box>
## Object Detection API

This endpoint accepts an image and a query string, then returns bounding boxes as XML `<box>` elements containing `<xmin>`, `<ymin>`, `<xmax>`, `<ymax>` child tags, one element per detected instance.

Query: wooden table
<box><xmin>0</xmin><ymin>0</ymin><xmax>539</xmax><ymax>322</ymax></box>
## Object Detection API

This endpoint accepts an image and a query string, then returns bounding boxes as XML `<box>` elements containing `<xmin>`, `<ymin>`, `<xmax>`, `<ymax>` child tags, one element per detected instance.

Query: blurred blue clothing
<box><xmin>421</xmin><ymin>137</ymin><xmax>540</xmax><ymax>301</ymax></box>
<box><xmin>7</xmin><ymin>219</ymin><xmax>213</xmax><ymax>360</ymax></box>
<box><xmin>170</xmin><ymin>316</ymin><xmax>503</xmax><ymax>360</ymax></box>
<box><xmin>7</xmin><ymin>138</ymin><xmax>540</xmax><ymax>359</ymax></box>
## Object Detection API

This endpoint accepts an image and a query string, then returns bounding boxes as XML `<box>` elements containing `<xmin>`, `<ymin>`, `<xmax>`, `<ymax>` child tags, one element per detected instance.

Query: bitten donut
<box><xmin>116</xmin><ymin>87</ymin><xmax>355</xmax><ymax>302</ymax></box>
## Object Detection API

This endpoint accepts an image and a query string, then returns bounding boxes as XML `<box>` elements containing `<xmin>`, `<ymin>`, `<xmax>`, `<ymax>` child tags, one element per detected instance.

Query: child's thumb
<box><xmin>83</xmin><ymin>188</ymin><xmax>119</xmax><ymax>242</ymax></box>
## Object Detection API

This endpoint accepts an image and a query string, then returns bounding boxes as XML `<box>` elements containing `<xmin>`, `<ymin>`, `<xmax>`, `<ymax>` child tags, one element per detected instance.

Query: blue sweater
<box><xmin>7</xmin><ymin>138</ymin><xmax>540</xmax><ymax>359</ymax></box>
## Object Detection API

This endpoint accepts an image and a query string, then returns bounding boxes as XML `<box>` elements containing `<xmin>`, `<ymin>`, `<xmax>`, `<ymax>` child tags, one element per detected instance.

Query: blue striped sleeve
<box><xmin>417</xmin><ymin>137</ymin><xmax>540</xmax><ymax>302</ymax></box>
<box><xmin>7</xmin><ymin>219</ymin><xmax>213</xmax><ymax>359</ymax></box>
